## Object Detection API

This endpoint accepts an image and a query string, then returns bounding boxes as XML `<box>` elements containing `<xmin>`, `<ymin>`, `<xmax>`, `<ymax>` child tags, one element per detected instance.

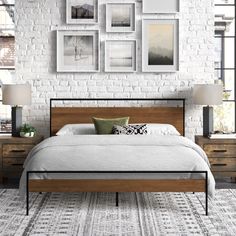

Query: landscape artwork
<box><xmin>106</xmin><ymin>3</ymin><xmax>135</xmax><ymax>32</ymax></box>
<box><xmin>148</xmin><ymin>24</ymin><xmax>174</xmax><ymax>65</ymax></box>
<box><xmin>64</xmin><ymin>35</ymin><xmax>94</xmax><ymax>66</ymax></box>
<box><xmin>111</xmin><ymin>4</ymin><xmax>131</xmax><ymax>28</ymax></box>
<box><xmin>105</xmin><ymin>41</ymin><xmax>136</xmax><ymax>72</ymax></box>
<box><xmin>57</xmin><ymin>30</ymin><xmax>99</xmax><ymax>72</ymax></box>
<box><xmin>66</xmin><ymin>0</ymin><xmax>98</xmax><ymax>24</ymax></box>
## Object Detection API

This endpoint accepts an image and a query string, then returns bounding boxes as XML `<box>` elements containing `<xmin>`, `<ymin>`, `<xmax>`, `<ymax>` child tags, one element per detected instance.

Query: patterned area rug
<box><xmin>0</xmin><ymin>189</ymin><xmax>236</xmax><ymax>235</ymax></box>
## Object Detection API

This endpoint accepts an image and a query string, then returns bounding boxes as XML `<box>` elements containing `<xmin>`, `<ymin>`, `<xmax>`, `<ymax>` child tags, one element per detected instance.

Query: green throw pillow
<box><xmin>92</xmin><ymin>117</ymin><xmax>129</xmax><ymax>134</ymax></box>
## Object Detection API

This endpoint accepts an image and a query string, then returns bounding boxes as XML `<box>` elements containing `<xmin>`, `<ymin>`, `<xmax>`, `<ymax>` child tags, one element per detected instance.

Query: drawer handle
<box><xmin>11</xmin><ymin>163</ymin><xmax>23</xmax><ymax>166</ymax></box>
<box><xmin>212</xmin><ymin>150</ymin><xmax>227</xmax><ymax>153</ymax></box>
<box><xmin>212</xmin><ymin>163</ymin><xmax>227</xmax><ymax>166</ymax></box>
<box><xmin>10</xmin><ymin>150</ymin><xmax>26</xmax><ymax>153</ymax></box>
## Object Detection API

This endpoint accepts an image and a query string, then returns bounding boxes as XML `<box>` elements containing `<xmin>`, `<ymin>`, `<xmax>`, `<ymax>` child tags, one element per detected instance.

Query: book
<box><xmin>209</xmin><ymin>133</ymin><xmax>236</xmax><ymax>139</ymax></box>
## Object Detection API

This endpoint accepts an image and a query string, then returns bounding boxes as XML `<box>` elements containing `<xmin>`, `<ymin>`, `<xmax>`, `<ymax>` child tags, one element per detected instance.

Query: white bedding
<box><xmin>19</xmin><ymin>135</ymin><xmax>215</xmax><ymax>197</ymax></box>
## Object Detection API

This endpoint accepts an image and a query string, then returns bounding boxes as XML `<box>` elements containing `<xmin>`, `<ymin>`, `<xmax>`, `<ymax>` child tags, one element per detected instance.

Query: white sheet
<box><xmin>19</xmin><ymin>135</ymin><xmax>215</xmax><ymax>197</ymax></box>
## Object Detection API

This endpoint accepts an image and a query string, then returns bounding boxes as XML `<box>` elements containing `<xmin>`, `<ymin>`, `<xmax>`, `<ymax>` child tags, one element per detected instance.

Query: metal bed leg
<box><xmin>193</xmin><ymin>192</ymin><xmax>195</xmax><ymax>194</ymax></box>
<box><xmin>205</xmin><ymin>171</ymin><xmax>208</xmax><ymax>216</ymax></box>
<box><xmin>26</xmin><ymin>172</ymin><xmax>29</xmax><ymax>216</ymax></box>
<box><xmin>116</xmin><ymin>192</ymin><xmax>119</xmax><ymax>207</ymax></box>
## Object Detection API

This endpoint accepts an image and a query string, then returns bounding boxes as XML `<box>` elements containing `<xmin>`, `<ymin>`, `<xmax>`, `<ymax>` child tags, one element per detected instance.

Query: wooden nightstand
<box><xmin>195</xmin><ymin>135</ymin><xmax>236</xmax><ymax>180</ymax></box>
<box><xmin>0</xmin><ymin>135</ymin><xmax>44</xmax><ymax>183</ymax></box>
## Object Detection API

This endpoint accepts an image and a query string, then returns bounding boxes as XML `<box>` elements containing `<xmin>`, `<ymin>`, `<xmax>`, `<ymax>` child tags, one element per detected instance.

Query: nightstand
<box><xmin>195</xmin><ymin>135</ymin><xmax>236</xmax><ymax>181</ymax></box>
<box><xmin>0</xmin><ymin>135</ymin><xmax>44</xmax><ymax>183</ymax></box>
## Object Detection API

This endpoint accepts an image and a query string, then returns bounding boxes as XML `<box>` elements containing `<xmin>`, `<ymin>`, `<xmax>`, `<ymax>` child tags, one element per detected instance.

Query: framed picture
<box><xmin>57</xmin><ymin>30</ymin><xmax>100</xmax><ymax>72</ymax></box>
<box><xmin>66</xmin><ymin>0</ymin><xmax>98</xmax><ymax>24</ymax></box>
<box><xmin>143</xmin><ymin>0</ymin><xmax>180</xmax><ymax>14</ymax></box>
<box><xmin>105</xmin><ymin>40</ymin><xmax>137</xmax><ymax>72</ymax></box>
<box><xmin>106</xmin><ymin>2</ymin><xmax>136</xmax><ymax>32</ymax></box>
<box><xmin>142</xmin><ymin>19</ymin><xmax>179</xmax><ymax>73</ymax></box>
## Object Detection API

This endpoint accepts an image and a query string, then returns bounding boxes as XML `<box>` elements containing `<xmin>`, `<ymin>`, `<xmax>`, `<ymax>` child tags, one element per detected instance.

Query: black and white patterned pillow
<box><xmin>112</xmin><ymin>124</ymin><xmax>148</xmax><ymax>135</ymax></box>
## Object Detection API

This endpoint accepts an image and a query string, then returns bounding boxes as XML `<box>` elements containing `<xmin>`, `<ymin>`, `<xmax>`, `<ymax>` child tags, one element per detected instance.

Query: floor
<box><xmin>0</xmin><ymin>177</ymin><xmax>236</xmax><ymax>189</ymax></box>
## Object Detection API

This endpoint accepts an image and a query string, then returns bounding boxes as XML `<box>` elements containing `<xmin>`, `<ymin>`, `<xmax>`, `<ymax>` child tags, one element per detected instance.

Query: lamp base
<box><xmin>12</xmin><ymin>107</ymin><xmax>22</xmax><ymax>137</ymax></box>
<box><xmin>203</xmin><ymin>106</ymin><xmax>213</xmax><ymax>137</ymax></box>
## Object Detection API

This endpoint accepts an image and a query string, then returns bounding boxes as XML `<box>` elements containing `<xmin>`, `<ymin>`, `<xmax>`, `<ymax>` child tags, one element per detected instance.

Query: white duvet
<box><xmin>19</xmin><ymin>135</ymin><xmax>215</xmax><ymax>197</ymax></box>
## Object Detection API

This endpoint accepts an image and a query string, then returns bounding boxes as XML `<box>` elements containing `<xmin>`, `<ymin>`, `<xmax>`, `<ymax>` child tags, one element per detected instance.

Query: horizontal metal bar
<box><xmin>50</xmin><ymin>98</ymin><xmax>185</xmax><ymax>101</ymax></box>
<box><xmin>27</xmin><ymin>170</ymin><xmax>207</xmax><ymax>174</ymax></box>
<box><xmin>214</xmin><ymin>68</ymin><xmax>235</xmax><ymax>70</ymax></box>
<box><xmin>214</xmin><ymin>4</ymin><xmax>235</xmax><ymax>6</ymax></box>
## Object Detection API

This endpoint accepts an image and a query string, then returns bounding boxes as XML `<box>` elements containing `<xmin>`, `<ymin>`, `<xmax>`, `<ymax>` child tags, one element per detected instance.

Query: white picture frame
<box><xmin>106</xmin><ymin>2</ymin><xmax>136</xmax><ymax>32</ymax></box>
<box><xmin>57</xmin><ymin>30</ymin><xmax>100</xmax><ymax>72</ymax></box>
<box><xmin>105</xmin><ymin>40</ymin><xmax>137</xmax><ymax>72</ymax></box>
<box><xmin>142</xmin><ymin>19</ymin><xmax>179</xmax><ymax>73</ymax></box>
<box><xmin>66</xmin><ymin>0</ymin><xmax>98</xmax><ymax>24</ymax></box>
<box><xmin>143</xmin><ymin>0</ymin><xmax>180</xmax><ymax>14</ymax></box>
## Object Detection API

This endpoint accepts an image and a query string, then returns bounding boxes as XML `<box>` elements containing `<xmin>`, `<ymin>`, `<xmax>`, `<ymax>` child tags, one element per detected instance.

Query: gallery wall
<box><xmin>15</xmin><ymin>0</ymin><xmax>215</xmax><ymax>140</ymax></box>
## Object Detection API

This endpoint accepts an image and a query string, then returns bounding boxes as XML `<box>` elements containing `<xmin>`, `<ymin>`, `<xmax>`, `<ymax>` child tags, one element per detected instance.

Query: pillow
<box><xmin>112</xmin><ymin>124</ymin><xmax>148</xmax><ymax>135</ymax></box>
<box><xmin>56</xmin><ymin>124</ymin><xmax>96</xmax><ymax>136</ymax></box>
<box><xmin>92</xmin><ymin>117</ymin><xmax>129</xmax><ymax>134</ymax></box>
<box><xmin>146</xmin><ymin>124</ymin><xmax>180</xmax><ymax>136</ymax></box>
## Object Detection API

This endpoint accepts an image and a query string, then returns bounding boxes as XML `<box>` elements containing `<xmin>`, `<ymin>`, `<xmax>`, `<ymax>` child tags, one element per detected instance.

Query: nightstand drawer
<box><xmin>204</xmin><ymin>144</ymin><xmax>236</xmax><ymax>158</ymax></box>
<box><xmin>3</xmin><ymin>158</ymin><xmax>25</xmax><ymax>168</ymax></box>
<box><xmin>209</xmin><ymin>158</ymin><xmax>236</xmax><ymax>172</ymax></box>
<box><xmin>3</xmin><ymin>144</ymin><xmax>34</xmax><ymax>158</ymax></box>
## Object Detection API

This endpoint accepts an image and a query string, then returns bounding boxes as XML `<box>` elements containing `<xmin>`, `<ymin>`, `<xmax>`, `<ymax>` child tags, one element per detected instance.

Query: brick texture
<box><xmin>15</xmin><ymin>0</ymin><xmax>215</xmax><ymax>140</ymax></box>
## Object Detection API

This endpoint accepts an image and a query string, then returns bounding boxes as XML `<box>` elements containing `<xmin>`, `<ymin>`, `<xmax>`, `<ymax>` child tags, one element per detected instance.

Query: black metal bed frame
<box><xmin>25</xmin><ymin>98</ymin><xmax>209</xmax><ymax>216</ymax></box>
<box><xmin>49</xmin><ymin>98</ymin><xmax>186</xmax><ymax>137</ymax></box>
<box><xmin>26</xmin><ymin>170</ymin><xmax>208</xmax><ymax>216</ymax></box>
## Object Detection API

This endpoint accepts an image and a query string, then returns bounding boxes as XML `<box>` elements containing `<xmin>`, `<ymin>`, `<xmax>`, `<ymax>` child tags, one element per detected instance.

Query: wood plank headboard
<box><xmin>50</xmin><ymin>98</ymin><xmax>185</xmax><ymax>136</ymax></box>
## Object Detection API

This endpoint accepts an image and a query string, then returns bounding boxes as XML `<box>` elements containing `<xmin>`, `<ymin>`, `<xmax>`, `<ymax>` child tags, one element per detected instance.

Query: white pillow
<box><xmin>146</xmin><ymin>124</ymin><xmax>180</xmax><ymax>136</ymax></box>
<box><xmin>56</xmin><ymin>124</ymin><xmax>96</xmax><ymax>136</ymax></box>
<box><xmin>56</xmin><ymin>123</ymin><xmax>180</xmax><ymax>136</ymax></box>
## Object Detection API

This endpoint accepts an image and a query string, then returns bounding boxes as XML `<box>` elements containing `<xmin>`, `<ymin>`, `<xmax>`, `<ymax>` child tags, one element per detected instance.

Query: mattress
<box><xmin>19</xmin><ymin>135</ymin><xmax>215</xmax><ymax>197</ymax></box>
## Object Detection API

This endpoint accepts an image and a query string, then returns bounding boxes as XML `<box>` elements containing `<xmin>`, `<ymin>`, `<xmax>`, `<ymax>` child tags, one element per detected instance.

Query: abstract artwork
<box><xmin>106</xmin><ymin>2</ymin><xmax>135</xmax><ymax>32</ymax></box>
<box><xmin>105</xmin><ymin>40</ymin><xmax>136</xmax><ymax>72</ymax></box>
<box><xmin>57</xmin><ymin>30</ymin><xmax>99</xmax><ymax>72</ymax></box>
<box><xmin>142</xmin><ymin>19</ymin><xmax>179</xmax><ymax>72</ymax></box>
<box><xmin>66</xmin><ymin>0</ymin><xmax>98</xmax><ymax>24</ymax></box>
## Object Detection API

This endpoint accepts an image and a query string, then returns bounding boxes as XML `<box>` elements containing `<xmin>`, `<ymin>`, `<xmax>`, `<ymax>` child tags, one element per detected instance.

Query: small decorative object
<box><xmin>20</xmin><ymin>124</ymin><xmax>36</xmax><ymax>138</ymax></box>
<box><xmin>2</xmin><ymin>84</ymin><xmax>31</xmax><ymax>137</ymax></box>
<box><xmin>66</xmin><ymin>0</ymin><xmax>98</xmax><ymax>24</ymax></box>
<box><xmin>142</xmin><ymin>19</ymin><xmax>179</xmax><ymax>72</ymax></box>
<box><xmin>105</xmin><ymin>40</ymin><xmax>137</xmax><ymax>72</ymax></box>
<box><xmin>143</xmin><ymin>0</ymin><xmax>180</xmax><ymax>14</ymax></box>
<box><xmin>193</xmin><ymin>84</ymin><xmax>223</xmax><ymax>137</ymax></box>
<box><xmin>57</xmin><ymin>30</ymin><xmax>100</xmax><ymax>72</ymax></box>
<box><xmin>106</xmin><ymin>2</ymin><xmax>136</xmax><ymax>32</ymax></box>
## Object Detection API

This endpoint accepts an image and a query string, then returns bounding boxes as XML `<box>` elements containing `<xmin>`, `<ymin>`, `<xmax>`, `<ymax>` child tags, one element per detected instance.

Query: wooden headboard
<box><xmin>50</xmin><ymin>98</ymin><xmax>185</xmax><ymax>136</ymax></box>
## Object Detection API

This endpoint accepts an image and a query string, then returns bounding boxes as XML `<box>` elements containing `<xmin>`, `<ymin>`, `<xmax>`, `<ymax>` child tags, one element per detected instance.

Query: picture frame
<box><xmin>106</xmin><ymin>2</ymin><xmax>136</xmax><ymax>32</ymax></box>
<box><xmin>105</xmin><ymin>40</ymin><xmax>137</xmax><ymax>72</ymax></box>
<box><xmin>142</xmin><ymin>0</ymin><xmax>180</xmax><ymax>14</ymax></box>
<box><xmin>57</xmin><ymin>30</ymin><xmax>100</xmax><ymax>72</ymax></box>
<box><xmin>66</xmin><ymin>0</ymin><xmax>98</xmax><ymax>24</ymax></box>
<box><xmin>142</xmin><ymin>19</ymin><xmax>179</xmax><ymax>73</ymax></box>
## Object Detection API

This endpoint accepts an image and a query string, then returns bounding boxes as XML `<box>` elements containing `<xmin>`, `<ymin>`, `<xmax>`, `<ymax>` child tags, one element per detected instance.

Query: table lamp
<box><xmin>2</xmin><ymin>84</ymin><xmax>31</xmax><ymax>137</ymax></box>
<box><xmin>193</xmin><ymin>84</ymin><xmax>223</xmax><ymax>137</ymax></box>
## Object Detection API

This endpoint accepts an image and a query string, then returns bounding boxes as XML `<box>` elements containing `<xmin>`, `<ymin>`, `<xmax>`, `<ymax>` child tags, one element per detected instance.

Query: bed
<box><xmin>19</xmin><ymin>98</ymin><xmax>215</xmax><ymax>216</ymax></box>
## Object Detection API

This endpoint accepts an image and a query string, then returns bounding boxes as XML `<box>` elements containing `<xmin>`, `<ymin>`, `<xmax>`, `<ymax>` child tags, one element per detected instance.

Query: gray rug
<box><xmin>0</xmin><ymin>189</ymin><xmax>236</xmax><ymax>236</ymax></box>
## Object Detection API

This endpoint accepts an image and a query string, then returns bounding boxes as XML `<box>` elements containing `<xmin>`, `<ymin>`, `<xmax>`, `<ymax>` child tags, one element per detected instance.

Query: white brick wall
<box><xmin>15</xmin><ymin>0</ymin><xmax>215</xmax><ymax>140</ymax></box>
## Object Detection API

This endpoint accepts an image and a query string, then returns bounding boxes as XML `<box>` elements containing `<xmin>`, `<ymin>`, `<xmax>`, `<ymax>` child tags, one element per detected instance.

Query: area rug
<box><xmin>0</xmin><ymin>189</ymin><xmax>236</xmax><ymax>236</ymax></box>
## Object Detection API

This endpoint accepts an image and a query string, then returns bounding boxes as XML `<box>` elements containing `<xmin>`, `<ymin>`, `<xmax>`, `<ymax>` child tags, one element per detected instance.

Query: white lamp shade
<box><xmin>193</xmin><ymin>84</ymin><xmax>223</xmax><ymax>105</ymax></box>
<box><xmin>2</xmin><ymin>84</ymin><xmax>31</xmax><ymax>106</ymax></box>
